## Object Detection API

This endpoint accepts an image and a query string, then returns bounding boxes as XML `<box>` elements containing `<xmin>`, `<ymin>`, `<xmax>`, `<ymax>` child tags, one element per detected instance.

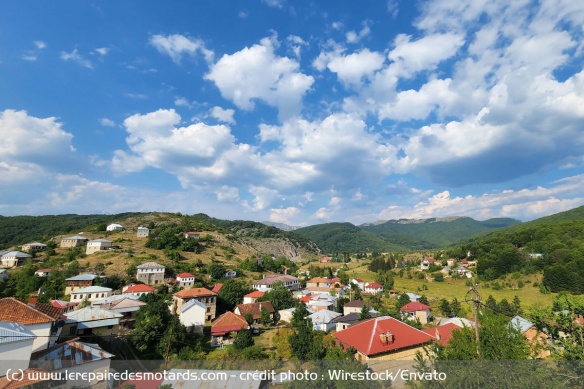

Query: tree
<box><xmin>260</xmin><ymin>306</ymin><xmax>272</xmax><ymax>326</ymax></box>
<box><xmin>396</xmin><ymin>293</ymin><xmax>411</xmax><ymax>309</ymax></box>
<box><xmin>257</xmin><ymin>281</ymin><xmax>294</xmax><ymax>311</ymax></box>
<box><xmin>512</xmin><ymin>295</ymin><xmax>522</xmax><ymax>315</ymax></box>
<box><xmin>244</xmin><ymin>313</ymin><xmax>254</xmax><ymax>326</ymax></box>
<box><xmin>233</xmin><ymin>329</ymin><xmax>254</xmax><ymax>350</ymax></box>
<box><xmin>486</xmin><ymin>295</ymin><xmax>497</xmax><ymax>311</ymax></box>
<box><xmin>418</xmin><ymin>295</ymin><xmax>429</xmax><ymax>305</ymax></box>
<box><xmin>375</xmin><ymin>270</ymin><xmax>394</xmax><ymax>290</ymax></box>
<box><xmin>218</xmin><ymin>279</ymin><xmax>251</xmax><ymax>313</ymax></box>
<box><xmin>358</xmin><ymin>304</ymin><xmax>371</xmax><ymax>321</ymax></box>
<box><xmin>208</xmin><ymin>262</ymin><xmax>226</xmax><ymax>279</ymax></box>
<box><xmin>132</xmin><ymin>295</ymin><xmax>172</xmax><ymax>356</ymax></box>
<box><xmin>450</xmin><ymin>298</ymin><xmax>461</xmax><ymax>317</ymax></box>
<box><xmin>439</xmin><ymin>299</ymin><xmax>452</xmax><ymax>317</ymax></box>
<box><xmin>290</xmin><ymin>303</ymin><xmax>310</xmax><ymax>329</ymax></box>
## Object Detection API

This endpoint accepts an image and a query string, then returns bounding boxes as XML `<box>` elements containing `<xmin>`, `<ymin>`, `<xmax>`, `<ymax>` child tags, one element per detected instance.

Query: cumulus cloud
<box><xmin>33</xmin><ymin>41</ymin><xmax>47</xmax><ymax>49</ymax></box>
<box><xmin>323</xmin><ymin>48</ymin><xmax>386</xmax><ymax>89</ymax></box>
<box><xmin>60</xmin><ymin>49</ymin><xmax>93</xmax><ymax>69</ymax></box>
<box><xmin>99</xmin><ymin>118</ymin><xmax>115</xmax><ymax>127</ymax></box>
<box><xmin>210</xmin><ymin>106</ymin><xmax>236</xmax><ymax>124</ymax></box>
<box><xmin>346</xmin><ymin>23</ymin><xmax>371</xmax><ymax>44</ymax></box>
<box><xmin>150</xmin><ymin>34</ymin><xmax>214</xmax><ymax>64</ymax></box>
<box><xmin>270</xmin><ymin>207</ymin><xmax>300</xmax><ymax>224</ymax></box>
<box><xmin>205</xmin><ymin>36</ymin><xmax>314</xmax><ymax>120</ymax></box>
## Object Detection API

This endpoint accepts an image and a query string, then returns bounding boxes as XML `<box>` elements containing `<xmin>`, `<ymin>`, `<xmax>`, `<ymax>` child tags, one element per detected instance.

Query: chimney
<box><xmin>380</xmin><ymin>331</ymin><xmax>394</xmax><ymax>345</ymax></box>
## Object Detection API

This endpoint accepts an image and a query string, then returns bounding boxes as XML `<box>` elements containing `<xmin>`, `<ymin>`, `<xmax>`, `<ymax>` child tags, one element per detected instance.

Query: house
<box><xmin>252</xmin><ymin>273</ymin><xmax>299</xmax><ymax>291</ymax></box>
<box><xmin>176</xmin><ymin>272</ymin><xmax>196</xmax><ymax>289</ymax></box>
<box><xmin>243</xmin><ymin>290</ymin><xmax>264</xmax><ymax>304</ymax></box>
<box><xmin>179</xmin><ymin>299</ymin><xmax>206</xmax><ymax>334</ymax></box>
<box><xmin>50</xmin><ymin>299</ymin><xmax>77</xmax><ymax>314</ymax></box>
<box><xmin>85</xmin><ymin>238</ymin><xmax>112</xmax><ymax>254</ymax></box>
<box><xmin>34</xmin><ymin>268</ymin><xmax>52</xmax><ymax>277</ymax></box>
<box><xmin>400</xmin><ymin>301</ymin><xmax>431</xmax><ymax>325</ymax></box>
<box><xmin>21</xmin><ymin>242</ymin><xmax>47</xmax><ymax>252</ymax></box>
<box><xmin>30</xmin><ymin>338</ymin><xmax>114</xmax><ymax>389</ymax></box>
<box><xmin>122</xmin><ymin>283</ymin><xmax>156</xmax><ymax>298</ymax></box>
<box><xmin>308</xmin><ymin>310</ymin><xmax>342</xmax><ymax>332</ymax></box>
<box><xmin>320</xmin><ymin>256</ymin><xmax>332</xmax><ymax>263</ymax></box>
<box><xmin>440</xmin><ymin>317</ymin><xmax>477</xmax><ymax>328</ymax></box>
<box><xmin>343</xmin><ymin>300</ymin><xmax>373</xmax><ymax>316</ymax></box>
<box><xmin>59</xmin><ymin>235</ymin><xmax>89</xmax><ymax>248</ymax></box>
<box><xmin>136</xmin><ymin>226</ymin><xmax>150</xmax><ymax>237</ymax></box>
<box><xmin>172</xmin><ymin>287</ymin><xmax>217</xmax><ymax>321</ymax></box>
<box><xmin>307</xmin><ymin>293</ymin><xmax>337</xmax><ymax>312</ymax></box>
<box><xmin>421</xmin><ymin>323</ymin><xmax>461</xmax><ymax>346</ymax></box>
<box><xmin>0</xmin><ymin>297</ymin><xmax>63</xmax><ymax>352</ymax></box>
<box><xmin>211</xmin><ymin>312</ymin><xmax>249</xmax><ymax>347</ymax></box>
<box><xmin>446</xmin><ymin>258</ymin><xmax>456</xmax><ymax>267</ymax></box>
<box><xmin>0</xmin><ymin>321</ymin><xmax>37</xmax><ymax>375</ymax></box>
<box><xmin>69</xmin><ymin>286</ymin><xmax>113</xmax><ymax>303</ymax></box>
<box><xmin>331</xmin><ymin>311</ymin><xmax>377</xmax><ymax>332</ymax></box>
<box><xmin>405</xmin><ymin>292</ymin><xmax>421</xmax><ymax>302</ymax></box>
<box><xmin>306</xmin><ymin>277</ymin><xmax>334</xmax><ymax>289</ymax></box>
<box><xmin>350</xmin><ymin>278</ymin><xmax>365</xmax><ymax>290</ymax></box>
<box><xmin>364</xmin><ymin>282</ymin><xmax>384</xmax><ymax>295</ymax></box>
<box><xmin>421</xmin><ymin>257</ymin><xmax>437</xmax><ymax>270</ymax></box>
<box><xmin>224</xmin><ymin>269</ymin><xmax>237</xmax><ymax>278</ymax></box>
<box><xmin>510</xmin><ymin>315</ymin><xmax>550</xmax><ymax>358</ymax></box>
<box><xmin>0</xmin><ymin>269</ymin><xmax>8</xmax><ymax>282</ymax></box>
<box><xmin>92</xmin><ymin>295</ymin><xmax>146</xmax><ymax>329</ymax></box>
<box><xmin>62</xmin><ymin>306</ymin><xmax>122</xmax><ymax>340</ymax></box>
<box><xmin>333</xmin><ymin>316</ymin><xmax>434</xmax><ymax>362</ymax></box>
<box><xmin>106</xmin><ymin>223</ymin><xmax>124</xmax><ymax>231</ymax></box>
<box><xmin>212</xmin><ymin>283</ymin><xmax>223</xmax><ymax>294</ymax></box>
<box><xmin>441</xmin><ymin>266</ymin><xmax>452</xmax><ymax>275</ymax></box>
<box><xmin>1</xmin><ymin>251</ymin><xmax>32</xmax><ymax>267</ymax></box>
<box><xmin>234</xmin><ymin>302</ymin><xmax>275</xmax><ymax>324</ymax></box>
<box><xmin>184</xmin><ymin>231</ymin><xmax>200</xmax><ymax>239</ymax></box>
<box><xmin>136</xmin><ymin>262</ymin><xmax>165</xmax><ymax>285</ymax></box>
<box><xmin>65</xmin><ymin>273</ymin><xmax>100</xmax><ymax>295</ymax></box>
<box><xmin>460</xmin><ymin>259</ymin><xmax>469</xmax><ymax>267</ymax></box>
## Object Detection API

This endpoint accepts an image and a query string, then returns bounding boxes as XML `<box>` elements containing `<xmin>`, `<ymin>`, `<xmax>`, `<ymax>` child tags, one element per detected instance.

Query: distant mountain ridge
<box><xmin>261</xmin><ymin>221</ymin><xmax>300</xmax><ymax>231</ymax></box>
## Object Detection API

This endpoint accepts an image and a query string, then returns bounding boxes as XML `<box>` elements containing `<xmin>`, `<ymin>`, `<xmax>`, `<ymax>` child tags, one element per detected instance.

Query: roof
<box><xmin>235</xmin><ymin>302</ymin><xmax>275</xmax><ymax>319</ymax></box>
<box><xmin>92</xmin><ymin>294</ymin><xmax>141</xmax><ymax>305</ymax></box>
<box><xmin>175</xmin><ymin>287</ymin><xmax>216</xmax><ymax>299</ymax></box>
<box><xmin>406</xmin><ymin>292</ymin><xmax>421</xmax><ymax>300</ymax></box>
<box><xmin>124</xmin><ymin>284</ymin><xmax>156</xmax><ymax>293</ymax></box>
<box><xmin>253</xmin><ymin>273</ymin><xmax>298</xmax><ymax>286</ymax></box>
<box><xmin>0</xmin><ymin>251</ymin><xmax>31</xmax><ymax>258</ymax></box>
<box><xmin>423</xmin><ymin>257</ymin><xmax>437</xmax><ymax>262</ymax></box>
<box><xmin>51</xmin><ymin>299</ymin><xmax>78</xmax><ymax>309</ymax></box>
<box><xmin>0</xmin><ymin>321</ymin><xmax>36</xmax><ymax>345</ymax></box>
<box><xmin>71</xmin><ymin>286</ymin><xmax>112</xmax><ymax>294</ymax></box>
<box><xmin>107</xmin><ymin>223</ymin><xmax>123</xmax><ymax>227</ymax></box>
<box><xmin>307</xmin><ymin>277</ymin><xmax>334</xmax><ymax>284</ymax></box>
<box><xmin>365</xmin><ymin>282</ymin><xmax>383</xmax><ymax>289</ymax></box>
<box><xmin>180</xmin><ymin>298</ymin><xmax>207</xmax><ymax>314</ymax></box>
<box><xmin>510</xmin><ymin>315</ymin><xmax>534</xmax><ymax>334</ymax></box>
<box><xmin>422</xmin><ymin>323</ymin><xmax>461</xmax><ymax>346</ymax></box>
<box><xmin>212</xmin><ymin>283</ymin><xmax>223</xmax><ymax>293</ymax></box>
<box><xmin>177</xmin><ymin>272</ymin><xmax>195</xmax><ymax>278</ymax></box>
<box><xmin>308</xmin><ymin>310</ymin><xmax>342</xmax><ymax>324</ymax></box>
<box><xmin>23</xmin><ymin>242</ymin><xmax>46</xmax><ymax>246</ymax></box>
<box><xmin>96</xmin><ymin>296</ymin><xmax>146</xmax><ymax>311</ymax></box>
<box><xmin>441</xmin><ymin>317</ymin><xmax>477</xmax><ymax>328</ymax></box>
<box><xmin>0</xmin><ymin>298</ymin><xmax>62</xmax><ymax>325</ymax></box>
<box><xmin>89</xmin><ymin>238</ymin><xmax>112</xmax><ymax>243</ymax></box>
<box><xmin>343</xmin><ymin>300</ymin><xmax>372</xmax><ymax>309</ymax></box>
<box><xmin>0</xmin><ymin>368</ymin><xmax>48</xmax><ymax>389</ymax></box>
<box><xmin>35</xmin><ymin>268</ymin><xmax>52</xmax><ymax>273</ymax></box>
<box><xmin>66</xmin><ymin>273</ymin><xmax>97</xmax><ymax>281</ymax></box>
<box><xmin>461</xmin><ymin>259</ymin><xmax>469</xmax><ymax>264</ymax></box>
<box><xmin>330</xmin><ymin>311</ymin><xmax>377</xmax><ymax>325</ymax></box>
<box><xmin>400</xmin><ymin>301</ymin><xmax>431</xmax><ymax>312</ymax></box>
<box><xmin>65</xmin><ymin>306</ymin><xmax>123</xmax><ymax>323</ymax></box>
<box><xmin>136</xmin><ymin>261</ymin><xmax>165</xmax><ymax>269</ymax></box>
<box><xmin>244</xmin><ymin>290</ymin><xmax>265</xmax><ymax>298</ymax></box>
<box><xmin>211</xmin><ymin>312</ymin><xmax>248</xmax><ymax>335</ymax></box>
<box><xmin>62</xmin><ymin>235</ymin><xmax>88</xmax><ymax>240</ymax></box>
<box><xmin>333</xmin><ymin>316</ymin><xmax>433</xmax><ymax>356</ymax></box>
<box><xmin>31</xmin><ymin>338</ymin><xmax>114</xmax><ymax>370</ymax></box>
<box><xmin>137</xmin><ymin>226</ymin><xmax>149</xmax><ymax>230</ymax></box>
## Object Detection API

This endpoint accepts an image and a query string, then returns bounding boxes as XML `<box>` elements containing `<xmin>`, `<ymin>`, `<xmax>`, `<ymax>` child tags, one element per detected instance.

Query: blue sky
<box><xmin>2</xmin><ymin>0</ymin><xmax>584</xmax><ymax>225</ymax></box>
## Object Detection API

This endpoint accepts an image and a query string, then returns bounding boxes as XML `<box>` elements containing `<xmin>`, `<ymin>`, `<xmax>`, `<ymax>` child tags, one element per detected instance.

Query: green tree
<box><xmin>259</xmin><ymin>306</ymin><xmax>272</xmax><ymax>326</ymax></box>
<box><xmin>512</xmin><ymin>295</ymin><xmax>522</xmax><ymax>315</ymax></box>
<box><xmin>418</xmin><ymin>295</ymin><xmax>429</xmax><ymax>305</ymax></box>
<box><xmin>208</xmin><ymin>262</ymin><xmax>226</xmax><ymax>279</ymax></box>
<box><xmin>217</xmin><ymin>279</ymin><xmax>251</xmax><ymax>313</ymax></box>
<box><xmin>132</xmin><ymin>294</ymin><xmax>172</xmax><ymax>356</ymax></box>
<box><xmin>244</xmin><ymin>312</ymin><xmax>254</xmax><ymax>326</ymax></box>
<box><xmin>358</xmin><ymin>303</ymin><xmax>371</xmax><ymax>321</ymax></box>
<box><xmin>374</xmin><ymin>270</ymin><xmax>394</xmax><ymax>290</ymax></box>
<box><xmin>257</xmin><ymin>281</ymin><xmax>294</xmax><ymax>311</ymax></box>
<box><xmin>290</xmin><ymin>303</ymin><xmax>310</xmax><ymax>329</ymax></box>
<box><xmin>233</xmin><ymin>329</ymin><xmax>254</xmax><ymax>350</ymax></box>
<box><xmin>396</xmin><ymin>293</ymin><xmax>411</xmax><ymax>309</ymax></box>
<box><xmin>439</xmin><ymin>299</ymin><xmax>452</xmax><ymax>316</ymax></box>
<box><xmin>450</xmin><ymin>298</ymin><xmax>461</xmax><ymax>317</ymax></box>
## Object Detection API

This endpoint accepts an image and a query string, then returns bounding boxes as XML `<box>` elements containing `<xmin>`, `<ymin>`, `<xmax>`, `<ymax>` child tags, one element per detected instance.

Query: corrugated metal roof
<box><xmin>77</xmin><ymin>318</ymin><xmax>120</xmax><ymax>329</ymax></box>
<box><xmin>136</xmin><ymin>262</ymin><xmax>165</xmax><ymax>269</ymax></box>
<box><xmin>1</xmin><ymin>251</ymin><xmax>32</xmax><ymax>258</ymax></box>
<box><xmin>66</xmin><ymin>273</ymin><xmax>96</xmax><ymax>281</ymax></box>
<box><xmin>65</xmin><ymin>306</ymin><xmax>122</xmax><ymax>323</ymax></box>
<box><xmin>0</xmin><ymin>321</ymin><xmax>36</xmax><ymax>345</ymax></box>
<box><xmin>31</xmin><ymin>340</ymin><xmax>113</xmax><ymax>370</ymax></box>
<box><xmin>510</xmin><ymin>315</ymin><xmax>534</xmax><ymax>334</ymax></box>
<box><xmin>180</xmin><ymin>299</ymin><xmax>206</xmax><ymax>314</ymax></box>
<box><xmin>71</xmin><ymin>286</ymin><xmax>112</xmax><ymax>294</ymax></box>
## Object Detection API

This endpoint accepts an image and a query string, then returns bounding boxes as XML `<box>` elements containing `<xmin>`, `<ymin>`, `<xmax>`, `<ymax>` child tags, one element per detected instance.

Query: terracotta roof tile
<box><xmin>0</xmin><ymin>298</ymin><xmax>62</xmax><ymax>325</ymax></box>
<box><xmin>244</xmin><ymin>291</ymin><xmax>264</xmax><ymax>298</ymax></box>
<box><xmin>400</xmin><ymin>301</ymin><xmax>431</xmax><ymax>312</ymax></box>
<box><xmin>124</xmin><ymin>284</ymin><xmax>156</xmax><ymax>293</ymax></box>
<box><xmin>211</xmin><ymin>312</ymin><xmax>248</xmax><ymax>335</ymax></box>
<box><xmin>422</xmin><ymin>323</ymin><xmax>461</xmax><ymax>346</ymax></box>
<box><xmin>175</xmin><ymin>287</ymin><xmax>216</xmax><ymax>298</ymax></box>
<box><xmin>235</xmin><ymin>302</ymin><xmax>275</xmax><ymax>319</ymax></box>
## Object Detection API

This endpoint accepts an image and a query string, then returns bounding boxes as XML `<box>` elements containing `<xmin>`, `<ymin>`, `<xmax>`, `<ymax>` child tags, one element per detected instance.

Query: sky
<box><xmin>1</xmin><ymin>0</ymin><xmax>584</xmax><ymax>226</ymax></box>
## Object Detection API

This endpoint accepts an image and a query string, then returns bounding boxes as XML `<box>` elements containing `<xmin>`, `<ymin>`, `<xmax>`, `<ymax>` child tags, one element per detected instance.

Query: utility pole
<box><xmin>165</xmin><ymin>325</ymin><xmax>173</xmax><ymax>369</ymax></box>
<box><xmin>467</xmin><ymin>278</ymin><xmax>481</xmax><ymax>359</ymax></box>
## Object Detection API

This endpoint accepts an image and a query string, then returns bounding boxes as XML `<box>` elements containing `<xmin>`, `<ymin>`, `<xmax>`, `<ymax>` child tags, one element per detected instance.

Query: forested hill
<box><xmin>293</xmin><ymin>217</ymin><xmax>520</xmax><ymax>253</ymax></box>
<box><xmin>0</xmin><ymin>213</ymin><xmax>144</xmax><ymax>247</ymax></box>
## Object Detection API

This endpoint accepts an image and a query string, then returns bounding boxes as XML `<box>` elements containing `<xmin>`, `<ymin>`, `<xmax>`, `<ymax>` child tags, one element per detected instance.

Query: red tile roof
<box><xmin>422</xmin><ymin>323</ymin><xmax>460</xmax><ymax>346</ymax></box>
<box><xmin>235</xmin><ymin>301</ymin><xmax>275</xmax><ymax>319</ymax></box>
<box><xmin>244</xmin><ymin>290</ymin><xmax>264</xmax><ymax>298</ymax></box>
<box><xmin>298</xmin><ymin>295</ymin><xmax>312</xmax><ymax>303</ymax></box>
<box><xmin>175</xmin><ymin>287</ymin><xmax>216</xmax><ymax>298</ymax></box>
<box><xmin>333</xmin><ymin>316</ymin><xmax>433</xmax><ymax>356</ymax></box>
<box><xmin>211</xmin><ymin>312</ymin><xmax>248</xmax><ymax>336</ymax></box>
<box><xmin>177</xmin><ymin>272</ymin><xmax>195</xmax><ymax>278</ymax></box>
<box><xmin>124</xmin><ymin>284</ymin><xmax>156</xmax><ymax>293</ymax></box>
<box><xmin>0</xmin><ymin>298</ymin><xmax>62</xmax><ymax>325</ymax></box>
<box><xmin>424</xmin><ymin>257</ymin><xmax>437</xmax><ymax>262</ymax></box>
<box><xmin>365</xmin><ymin>282</ymin><xmax>383</xmax><ymax>289</ymax></box>
<box><xmin>461</xmin><ymin>259</ymin><xmax>469</xmax><ymax>264</ymax></box>
<box><xmin>212</xmin><ymin>283</ymin><xmax>223</xmax><ymax>293</ymax></box>
<box><xmin>400</xmin><ymin>301</ymin><xmax>431</xmax><ymax>312</ymax></box>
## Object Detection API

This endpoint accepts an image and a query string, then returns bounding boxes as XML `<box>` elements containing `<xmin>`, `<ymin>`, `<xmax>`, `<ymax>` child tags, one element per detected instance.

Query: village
<box><xmin>0</xmin><ymin>220</ymin><xmax>565</xmax><ymax>389</ymax></box>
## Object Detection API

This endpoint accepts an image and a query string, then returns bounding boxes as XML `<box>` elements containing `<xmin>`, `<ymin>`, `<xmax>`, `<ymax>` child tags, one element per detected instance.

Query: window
<box><xmin>69</xmin><ymin>326</ymin><xmax>77</xmax><ymax>335</ymax></box>
<box><xmin>107</xmin><ymin>325</ymin><xmax>113</xmax><ymax>329</ymax></box>
<box><xmin>207</xmin><ymin>307</ymin><xmax>210</xmax><ymax>312</ymax></box>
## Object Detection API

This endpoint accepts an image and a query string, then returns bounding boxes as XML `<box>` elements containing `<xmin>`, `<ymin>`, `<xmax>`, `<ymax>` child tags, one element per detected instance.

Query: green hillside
<box><xmin>294</xmin><ymin>222</ymin><xmax>409</xmax><ymax>253</ymax></box>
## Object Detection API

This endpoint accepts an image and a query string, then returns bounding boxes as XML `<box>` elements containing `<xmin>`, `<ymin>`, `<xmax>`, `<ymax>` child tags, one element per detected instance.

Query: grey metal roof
<box><xmin>71</xmin><ymin>286</ymin><xmax>112</xmax><ymax>294</ymax></box>
<box><xmin>66</xmin><ymin>273</ymin><xmax>97</xmax><ymax>281</ymax></box>
<box><xmin>89</xmin><ymin>238</ymin><xmax>112</xmax><ymax>243</ymax></box>
<box><xmin>136</xmin><ymin>261</ymin><xmax>164</xmax><ymax>269</ymax></box>
<box><xmin>31</xmin><ymin>340</ymin><xmax>114</xmax><ymax>370</ymax></box>
<box><xmin>1</xmin><ymin>251</ymin><xmax>32</xmax><ymax>258</ymax></box>
<box><xmin>180</xmin><ymin>298</ymin><xmax>206</xmax><ymax>314</ymax></box>
<box><xmin>0</xmin><ymin>321</ymin><xmax>36</xmax><ymax>345</ymax></box>
<box><xmin>77</xmin><ymin>318</ymin><xmax>120</xmax><ymax>329</ymax></box>
<box><xmin>308</xmin><ymin>310</ymin><xmax>341</xmax><ymax>324</ymax></box>
<box><xmin>510</xmin><ymin>315</ymin><xmax>534</xmax><ymax>334</ymax></box>
<box><xmin>65</xmin><ymin>306</ymin><xmax>122</xmax><ymax>323</ymax></box>
<box><xmin>62</xmin><ymin>235</ymin><xmax>89</xmax><ymax>240</ymax></box>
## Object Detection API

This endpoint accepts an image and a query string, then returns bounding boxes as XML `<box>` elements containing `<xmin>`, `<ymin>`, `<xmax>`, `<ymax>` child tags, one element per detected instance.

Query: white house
<box><xmin>106</xmin><ymin>223</ymin><xmax>124</xmax><ymax>231</ymax></box>
<box><xmin>35</xmin><ymin>268</ymin><xmax>53</xmax><ymax>277</ymax></box>
<box><xmin>122</xmin><ymin>283</ymin><xmax>156</xmax><ymax>298</ymax></box>
<box><xmin>0</xmin><ymin>321</ymin><xmax>36</xmax><ymax>375</ymax></box>
<box><xmin>21</xmin><ymin>242</ymin><xmax>47</xmax><ymax>252</ymax></box>
<box><xmin>252</xmin><ymin>274</ymin><xmax>299</xmax><ymax>292</ymax></box>
<box><xmin>136</xmin><ymin>226</ymin><xmax>150</xmax><ymax>237</ymax></box>
<box><xmin>0</xmin><ymin>298</ymin><xmax>63</xmax><ymax>352</ymax></box>
<box><xmin>136</xmin><ymin>262</ymin><xmax>165</xmax><ymax>285</ymax></box>
<box><xmin>350</xmin><ymin>278</ymin><xmax>365</xmax><ymax>290</ymax></box>
<box><xmin>308</xmin><ymin>310</ymin><xmax>342</xmax><ymax>332</ymax></box>
<box><xmin>364</xmin><ymin>282</ymin><xmax>383</xmax><ymax>294</ymax></box>
<box><xmin>1</xmin><ymin>251</ymin><xmax>32</xmax><ymax>267</ymax></box>
<box><xmin>184</xmin><ymin>232</ymin><xmax>200</xmax><ymax>239</ymax></box>
<box><xmin>70</xmin><ymin>286</ymin><xmax>113</xmax><ymax>303</ymax></box>
<box><xmin>85</xmin><ymin>238</ymin><xmax>112</xmax><ymax>254</ymax></box>
<box><xmin>60</xmin><ymin>235</ymin><xmax>89</xmax><ymax>248</ymax></box>
<box><xmin>243</xmin><ymin>291</ymin><xmax>264</xmax><ymax>304</ymax></box>
<box><xmin>224</xmin><ymin>269</ymin><xmax>237</xmax><ymax>278</ymax></box>
<box><xmin>400</xmin><ymin>301</ymin><xmax>431</xmax><ymax>325</ymax></box>
<box><xmin>178</xmin><ymin>299</ymin><xmax>206</xmax><ymax>334</ymax></box>
<box><xmin>176</xmin><ymin>272</ymin><xmax>196</xmax><ymax>289</ymax></box>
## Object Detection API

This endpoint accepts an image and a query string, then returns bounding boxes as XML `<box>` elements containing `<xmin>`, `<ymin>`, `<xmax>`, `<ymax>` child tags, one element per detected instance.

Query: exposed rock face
<box><xmin>237</xmin><ymin>237</ymin><xmax>318</xmax><ymax>262</ymax></box>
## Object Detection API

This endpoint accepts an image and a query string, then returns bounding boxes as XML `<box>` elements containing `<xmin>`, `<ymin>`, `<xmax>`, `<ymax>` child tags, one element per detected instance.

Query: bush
<box><xmin>433</xmin><ymin>273</ymin><xmax>444</xmax><ymax>282</ymax></box>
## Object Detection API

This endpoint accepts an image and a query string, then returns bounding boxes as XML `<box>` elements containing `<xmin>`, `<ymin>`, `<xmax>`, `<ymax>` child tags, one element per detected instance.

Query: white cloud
<box><xmin>216</xmin><ymin>186</ymin><xmax>240</xmax><ymax>202</ymax></box>
<box><xmin>244</xmin><ymin>186</ymin><xmax>280</xmax><ymax>211</ymax></box>
<box><xmin>150</xmin><ymin>34</ymin><xmax>214</xmax><ymax>64</ymax></box>
<box><xmin>205</xmin><ymin>36</ymin><xmax>314</xmax><ymax>120</ymax></box>
<box><xmin>22</xmin><ymin>54</ymin><xmax>37</xmax><ymax>61</ymax></box>
<box><xmin>314</xmin><ymin>207</ymin><xmax>331</xmax><ymax>220</ymax></box>
<box><xmin>95</xmin><ymin>47</ymin><xmax>110</xmax><ymax>56</ymax></box>
<box><xmin>60</xmin><ymin>49</ymin><xmax>93</xmax><ymax>69</ymax></box>
<box><xmin>263</xmin><ymin>0</ymin><xmax>284</xmax><ymax>8</ymax></box>
<box><xmin>99</xmin><ymin>118</ymin><xmax>115</xmax><ymax>127</ymax></box>
<box><xmin>325</xmin><ymin>48</ymin><xmax>386</xmax><ymax>89</ymax></box>
<box><xmin>33</xmin><ymin>41</ymin><xmax>47</xmax><ymax>49</ymax></box>
<box><xmin>174</xmin><ymin>97</ymin><xmax>195</xmax><ymax>108</ymax></box>
<box><xmin>270</xmin><ymin>207</ymin><xmax>300</xmax><ymax>224</ymax></box>
<box><xmin>346</xmin><ymin>24</ymin><xmax>371</xmax><ymax>44</ymax></box>
<box><xmin>210</xmin><ymin>106</ymin><xmax>236</xmax><ymax>124</ymax></box>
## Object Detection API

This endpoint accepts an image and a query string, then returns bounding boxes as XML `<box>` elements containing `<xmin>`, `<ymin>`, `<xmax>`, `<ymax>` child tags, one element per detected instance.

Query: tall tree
<box><xmin>450</xmin><ymin>298</ymin><xmax>461</xmax><ymax>317</ymax></box>
<box><xmin>358</xmin><ymin>304</ymin><xmax>371</xmax><ymax>321</ymax></box>
<box><xmin>257</xmin><ymin>281</ymin><xmax>294</xmax><ymax>311</ymax></box>
<box><xmin>439</xmin><ymin>299</ymin><xmax>452</xmax><ymax>317</ymax></box>
<box><xmin>233</xmin><ymin>329</ymin><xmax>254</xmax><ymax>350</ymax></box>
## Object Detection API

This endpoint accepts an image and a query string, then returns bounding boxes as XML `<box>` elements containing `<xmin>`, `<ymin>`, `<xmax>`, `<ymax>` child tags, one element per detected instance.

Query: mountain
<box><xmin>294</xmin><ymin>217</ymin><xmax>521</xmax><ymax>253</ymax></box>
<box><xmin>261</xmin><ymin>221</ymin><xmax>300</xmax><ymax>231</ymax></box>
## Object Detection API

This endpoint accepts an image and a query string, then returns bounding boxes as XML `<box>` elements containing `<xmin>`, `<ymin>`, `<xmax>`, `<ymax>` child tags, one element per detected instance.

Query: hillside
<box><xmin>294</xmin><ymin>217</ymin><xmax>521</xmax><ymax>253</ymax></box>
